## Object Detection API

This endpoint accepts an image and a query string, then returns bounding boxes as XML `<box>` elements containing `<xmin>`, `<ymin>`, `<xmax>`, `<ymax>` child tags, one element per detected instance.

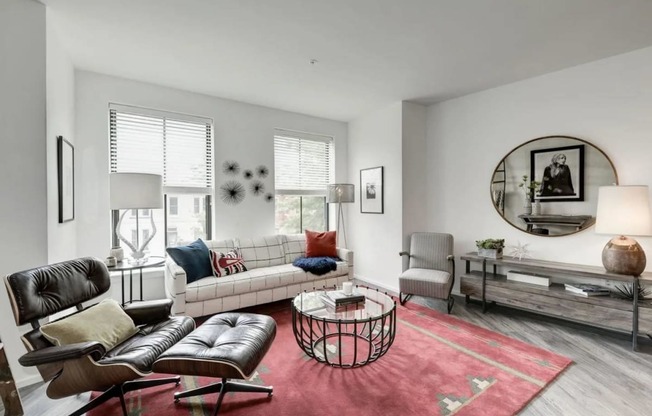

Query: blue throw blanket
<box><xmin>292</xmin><ymin>256</ymin><xmax>339</xmax><ymax>275</ymax></box>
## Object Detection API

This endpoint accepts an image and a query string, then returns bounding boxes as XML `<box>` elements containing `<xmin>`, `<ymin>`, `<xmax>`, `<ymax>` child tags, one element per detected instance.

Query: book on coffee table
<box><xmin>321</xmin><ymin>290</ymin><xmax>366</xmax><ymax>307</ymax></box>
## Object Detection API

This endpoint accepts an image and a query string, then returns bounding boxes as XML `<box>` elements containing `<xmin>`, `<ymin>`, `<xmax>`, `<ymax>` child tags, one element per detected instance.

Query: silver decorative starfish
<box><xmin>508</xmin><ymin>241</ymin><xmax>531</xmax><ymax>261</ymax></box>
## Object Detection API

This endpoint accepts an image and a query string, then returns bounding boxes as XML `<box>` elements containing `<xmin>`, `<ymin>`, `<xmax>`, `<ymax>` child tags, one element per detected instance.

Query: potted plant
<box><xmin>476</xmin><ymin>239</ymin><xmax>505</xmax><ymax>259</ymax></box>
<box><xmin>518</xmin><ymin>175</ymin><xmax>541</xmax><ymax>214</ymax></box>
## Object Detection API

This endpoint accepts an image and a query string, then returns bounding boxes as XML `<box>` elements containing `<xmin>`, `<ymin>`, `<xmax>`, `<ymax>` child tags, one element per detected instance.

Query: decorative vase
<box><xmin>523</xmin><ymin>197</ymin><xmax>532</xmax><ymax>215</ymax></box>
<box><xmin>110</xmin><ymin>246</ymin><xmax>124</xmax><ymax>262</ymax></box>
<box><xmin>531</xmin><ymin>201</ymin><xmax>541</xmax><ymax>216</ymax></box>
<box><xmin>478</xmin><ymin>248</ymin><xmax>503</xmax><ymax>259</ymax></box>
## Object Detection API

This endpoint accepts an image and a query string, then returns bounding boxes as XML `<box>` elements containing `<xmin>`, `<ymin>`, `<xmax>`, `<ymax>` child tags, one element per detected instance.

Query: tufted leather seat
<box><xmin>153</xmin><ymin>313</ymin><xmax>276</xmax><ymax>415</ymax></box>
<box><xmin>4</xmin><ymin>257</ymin><xmax>196</xmax><ymax>416</ymax></box>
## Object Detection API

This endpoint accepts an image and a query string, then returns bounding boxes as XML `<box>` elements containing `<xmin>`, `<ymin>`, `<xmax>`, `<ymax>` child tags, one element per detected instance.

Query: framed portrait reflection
<box><xmin>360</xmin><ymin>166</ymin><xmax>383</xmax><ymax>214</ymax></box>
<box><xmin>531</xmin><ymin>144</ymin><xmax>584</xmax><ymax>202</ymax></box>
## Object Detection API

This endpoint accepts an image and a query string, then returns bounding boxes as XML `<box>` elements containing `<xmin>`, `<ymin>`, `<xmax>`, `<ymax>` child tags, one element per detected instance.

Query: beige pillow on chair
<box><xmin>40</xmin><ymin>299</ymin><xmax>138</xmax><ymax>351</ymax></box>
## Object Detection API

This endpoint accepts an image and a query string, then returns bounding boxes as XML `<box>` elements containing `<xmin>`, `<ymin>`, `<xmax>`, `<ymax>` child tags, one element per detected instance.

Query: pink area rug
<box><xmin>90</xmin><ymin>300</ymin><xmax>571</xmax><ymax>415</ymax></box>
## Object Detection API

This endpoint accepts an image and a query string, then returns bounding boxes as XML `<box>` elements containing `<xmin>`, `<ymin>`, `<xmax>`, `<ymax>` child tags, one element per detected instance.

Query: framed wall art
<box><xmin>360</xmin><ymin>166</ymin><xmax>384</xmax><ymax>214</ymax></box>
<box><xmin>531</xmin><ymin>144</ymin><xmax>584</xmax><ymax>202</ymax></box>
<box><xmin>58</xmin><ymin>136</ymin><xmax>75</xmax><ymax>223</ymax></box>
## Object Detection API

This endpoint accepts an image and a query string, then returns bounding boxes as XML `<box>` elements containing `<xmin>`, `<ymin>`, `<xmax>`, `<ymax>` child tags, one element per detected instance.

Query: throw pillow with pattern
<box><xmin>210</xmin><ymin>248</ymin><xmax>248</xmax><ymax>277</ymax></box>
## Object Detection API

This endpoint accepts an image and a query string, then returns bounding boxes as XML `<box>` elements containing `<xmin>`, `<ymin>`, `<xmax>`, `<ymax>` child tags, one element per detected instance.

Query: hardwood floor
<box><xmin>5</xmin><ymin>296</ymin><xmax>652</xmax><ymax>415</ymax></box>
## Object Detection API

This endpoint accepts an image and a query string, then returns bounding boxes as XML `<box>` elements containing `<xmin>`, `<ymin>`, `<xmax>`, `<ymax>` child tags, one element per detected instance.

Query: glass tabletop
<box><xmin>292</xmin><ymin>286</ymin><xmax>395</xmax><ymax>322</ymax></box>
<box><xmin>107</xmin><ymin>256</ymin><xmax>165</xmax><ymax>271</ymax></box>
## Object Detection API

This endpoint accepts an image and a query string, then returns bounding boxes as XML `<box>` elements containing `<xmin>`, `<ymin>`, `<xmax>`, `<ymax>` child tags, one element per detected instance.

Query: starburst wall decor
<box><xmin>219</xmin><ymin>181</ymin><xmax>245</xmax><ymax>205</ymax></box>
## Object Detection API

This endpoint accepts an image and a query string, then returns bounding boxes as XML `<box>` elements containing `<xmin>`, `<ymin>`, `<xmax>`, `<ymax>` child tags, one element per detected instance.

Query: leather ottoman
<box><xmin>153</xmin><ymin>312</ymin><xmax>276</xmax><ymax>416</ymax></box>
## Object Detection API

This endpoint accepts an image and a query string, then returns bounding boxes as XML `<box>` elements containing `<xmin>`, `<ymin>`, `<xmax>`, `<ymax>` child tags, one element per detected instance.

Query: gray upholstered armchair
<box><xmin>4</xmin><ymin>257</ymin><xmax>195</xmax><ymax>416</ymax></box>
<box><xmin>398</xmin><ymin>232</ymin><xmax>455</xmax><ymax>313</ymax></box>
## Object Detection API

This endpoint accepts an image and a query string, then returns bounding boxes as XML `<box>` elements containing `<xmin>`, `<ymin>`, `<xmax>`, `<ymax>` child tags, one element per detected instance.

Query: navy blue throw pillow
<box><xmin>166</xmin><ymin>239</ymin><xmax>213</xmax><ymax>284</ymax></box>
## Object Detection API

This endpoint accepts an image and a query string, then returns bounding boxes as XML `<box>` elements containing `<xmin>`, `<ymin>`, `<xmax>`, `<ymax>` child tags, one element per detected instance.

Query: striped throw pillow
<box><xmin>210</xmin><ymin>248</ymin><xmax>248</xmax><ymax>277</ymax></box>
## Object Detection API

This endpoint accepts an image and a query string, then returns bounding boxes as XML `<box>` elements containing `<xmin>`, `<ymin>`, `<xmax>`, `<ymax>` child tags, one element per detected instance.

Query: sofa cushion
<box><xmin>210</xmin><ymin>248</ymin><xmax>247</xmax><ymax>277</ymax></box>
<box><xmin>39</xmin><ymin>299</ymin><xmax>138</xmax><ymax>351</ymax></box>
<box><xmin>185</xmin><ymin>262</ymin><xmax>350</xmax><ymax>302</ymax></box>
<box><xmin>305</xmin><ymin>230</ymin><xmax>337</xmax><ymax>257</ymax></box>
<box><xmin>282</xmin><ymin>234</ymin><xmax>306</xmax><ymax>264</ymax></box>
<box><xmin>166</xmin><ymin>239</ymin><xmax>213</xmax><ymax>284</ymax></box>
<box><xmin>236</xmin><ymin>236</ymin><xmax>285</xmax><ymax>270</ymax></box>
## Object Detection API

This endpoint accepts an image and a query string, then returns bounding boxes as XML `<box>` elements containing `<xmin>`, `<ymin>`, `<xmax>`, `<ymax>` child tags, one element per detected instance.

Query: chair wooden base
<box><xmin>69</xmin><ymin>376</ymin><xmax>180</xmax><ymax>416</ymax></box>
<box><xmin>174</xmin><ymin>377</ymin><xmax>272</xmax><ymax>416</ymax></box>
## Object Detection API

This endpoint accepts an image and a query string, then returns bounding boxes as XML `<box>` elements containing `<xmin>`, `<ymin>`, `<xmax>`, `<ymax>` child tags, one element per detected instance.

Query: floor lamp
<box><xmin>110</xmin><ymin>173</ymin><xmax>163</xmax><ymax>264</ymax></box>
<box><xmin>327</xmin><ymin>184</ymin><xmax>355</xmax><ymax>248</ymax></box>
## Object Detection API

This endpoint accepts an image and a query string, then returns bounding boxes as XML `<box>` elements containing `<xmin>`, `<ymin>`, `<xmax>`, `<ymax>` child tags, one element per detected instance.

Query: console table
<box><xmin>460</xmin><ymin>253</ymin><xmax>652</xmax><ymax>350</ymax></box>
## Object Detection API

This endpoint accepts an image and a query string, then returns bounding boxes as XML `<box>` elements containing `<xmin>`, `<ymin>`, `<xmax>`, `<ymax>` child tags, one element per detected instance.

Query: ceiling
<box><xmin>44</xmin><ymin>0</ymin><xmax>652</xmax><ymax>121</ymax></box>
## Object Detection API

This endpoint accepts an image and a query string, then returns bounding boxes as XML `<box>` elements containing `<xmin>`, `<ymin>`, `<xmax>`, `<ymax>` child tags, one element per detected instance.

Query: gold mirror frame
<box><xmin>490</xmin><ymin>135</ymin><xmax>618</xmax><ymax>237</ymax></box>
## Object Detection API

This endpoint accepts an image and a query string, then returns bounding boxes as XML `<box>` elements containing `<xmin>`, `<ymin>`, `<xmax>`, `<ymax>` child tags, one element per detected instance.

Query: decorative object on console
<box><xmin>507</xmin><ymin>270</ymin><xmax>550</xmax><ymax>286</ymax></box>
<box><xmin>305</xmin><ymin>230</ymin><xmax>337</xmax><ymax>257</ymax></box>
<box><xmin>327</xmin><ymin>183</ymin><xmax>355</xmax><ymax>248</ymax></box>
<box><xmin>360</xmin><ymin>166</ymin><xmax>384</xmax><ymax>214</ymax></box>
<box><xmin>219</xmin><ymin>180</ymin><xmax>246</xmax><ymax>205</ymax></box>
<box><xmin>476</xmin><ymin>238</ymin><xmax>505</xmax><ymax>259</ymax></box>
<box><xmin>595</xmin><ymin>185</ymin><xmax>652</xmax><ymax>276</ymax></box>
<box><xmin>508</xmin><ymin>241</ymin><xmax>531</xmax><ymax>261</ymax></box>
<box><xmin>612</xmin><ymin>282</ymin><xmax>651</xmax><ymax>300</ymax></box>
<box><xmin>222</xmin><ymin>160</ymin><xmax>240</xmax><ymax>175</ymax></box>
<box><xmin>564</xmin><ymin>283</ymin><xmax>610</xmax><ymax>297</ymax></box>
<box><xmin>110</xmin><ymin>172</ymin><xmax>163</xmax><ymax>264</ymax></box>
<box><xmin>518</xmin><ymin>174</ymin><xmax>540</xmax><ymax>215</ymax></box>
<box><xmin>57</xmin><ymin>136</ymin><xmax>75</xmax><ymax>223</ymax></box>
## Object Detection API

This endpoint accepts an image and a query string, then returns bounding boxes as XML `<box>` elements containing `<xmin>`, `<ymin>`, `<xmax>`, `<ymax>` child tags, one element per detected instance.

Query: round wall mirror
<box><xmin>491</xmin><ymin>135</ymin><xmax>618</xmax><ymax>237</ymax></box>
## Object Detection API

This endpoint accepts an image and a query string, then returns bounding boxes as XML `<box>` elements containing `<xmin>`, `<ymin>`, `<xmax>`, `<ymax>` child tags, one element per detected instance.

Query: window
<box><xmin>274</xmin><ymin>129</ymin><xmax>333</xmax><ymax>234</ymax></box>
<box><xmin>169</xmin><ymin>197</ymin><xmax>179</xmax><ymax>216</ymax></box>
<box><xmin>194</xmin><ymin>197</ymin><xmax>201</xmax><ymax>214</ymax></box>
<box><xmin>110</xmin><ymin>104</ymin><xmax>213</xmax><ymax>255</ymax></box>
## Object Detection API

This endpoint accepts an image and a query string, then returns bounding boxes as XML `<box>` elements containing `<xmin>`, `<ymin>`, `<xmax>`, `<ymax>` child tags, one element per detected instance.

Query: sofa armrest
<box><xmin>19</xmin><ymin>342</ymin><xmax>105</xmax><ymax>367</ymax></box>
<box><xmin>165</xmin><ymin>259</ymin><xmax>187</xmax><ymax>315</ymax></box>
<box><xmin>123</xmin><ymin>299</ymin><xmax>173</xmax><ymax>326</ymax></box>
<box><xmin>336</xmin><ymin>247</ymin><xmax>353</xmax><ymax>266</ymax></box>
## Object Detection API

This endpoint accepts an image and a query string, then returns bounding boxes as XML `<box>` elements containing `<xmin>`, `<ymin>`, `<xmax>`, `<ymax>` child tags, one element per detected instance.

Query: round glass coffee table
<box><xmin>291</xmin><ymin>286</ymin><xmax>396</xmax><ymax>368</ymax></box>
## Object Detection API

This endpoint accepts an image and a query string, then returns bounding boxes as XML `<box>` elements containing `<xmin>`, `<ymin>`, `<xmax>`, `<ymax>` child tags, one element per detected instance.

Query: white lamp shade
<box><xmin>595</xmin><ymin>185</ymin><xmax>652</xmax><ymax>236</ymax></box>
<box><xmin>327</xmin><ymin>184</ymin><xmax>355</xmax><ymax>203</ymax></box>
<box><xmin>110</xmin><ymin>173</ymin><xmax>163</xmax><ymax>209</ymax></box>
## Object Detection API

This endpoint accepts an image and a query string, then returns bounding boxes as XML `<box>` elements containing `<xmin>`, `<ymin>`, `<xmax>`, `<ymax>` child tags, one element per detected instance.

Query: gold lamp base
<box><xmin>601</xmin><ymin>236</ymin><xmax>646</xmax><ymax>276</ymax></box>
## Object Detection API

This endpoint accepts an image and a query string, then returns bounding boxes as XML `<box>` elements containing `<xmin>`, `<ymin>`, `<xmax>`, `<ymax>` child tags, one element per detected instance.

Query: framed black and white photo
<box><xmin>360</xmin><ymin>166</ymin><xmax>383</xmax><ymax>214</ymax></box>
<box><xmin>58</xmin><ymin>136</ymin><xmax>75</xmax><ymax>223</ymax></box>
<box><xmin>531</xmin><ymin>144</ymin><xmax>584</xmax><ymax>202</ymax></box>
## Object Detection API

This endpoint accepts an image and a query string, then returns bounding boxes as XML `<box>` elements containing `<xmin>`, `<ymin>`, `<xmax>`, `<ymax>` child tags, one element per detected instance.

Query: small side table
<box><xmin>107</xmin><ymin>256</ymin><xmax>165</xmax><ymax>304</ymax></box>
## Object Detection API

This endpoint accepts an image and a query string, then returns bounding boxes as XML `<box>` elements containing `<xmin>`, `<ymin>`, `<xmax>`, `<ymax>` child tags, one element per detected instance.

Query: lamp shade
<box><xmin>595</xmin><ymin>185</ymin><xmax>652</xmax><ymax>236</ymax></box>
<box><xmin>110</xmin><ymin>173</ymin><xmax>163</xmax><ymax>209</ymax></box>
<box><xmin>327</xmin><ymin>184</ymin><xmax>355</xmax><ymax>203</ymax></box>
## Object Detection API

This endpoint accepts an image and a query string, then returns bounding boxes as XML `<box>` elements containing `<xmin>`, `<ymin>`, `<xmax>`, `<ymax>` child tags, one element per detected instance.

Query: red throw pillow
<box><xmin>305</xmin><ymin>230</ymin><xmax>337</xmax><ymax>258</ymax></box>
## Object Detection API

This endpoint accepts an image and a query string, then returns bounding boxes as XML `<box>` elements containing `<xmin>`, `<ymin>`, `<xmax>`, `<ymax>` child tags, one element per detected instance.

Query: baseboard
<box><xmin>16</xmin><ymin>373</ymin><xmax>42</xmax><ymax>389</ymax></box>
<box><xmin>353</xmin><ymin>275</ymin><xmax>399</xmax><ymax>296</ymax></box>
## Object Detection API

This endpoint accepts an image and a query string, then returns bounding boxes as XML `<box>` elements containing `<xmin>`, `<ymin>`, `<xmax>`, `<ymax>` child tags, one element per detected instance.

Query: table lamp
<box><xmin>327</xmin><ymin>184</ymin><xmax>355</xmax><ymax>248</ymax></box>
<box><xmin>110</xmin><ymin>173</ymin><xmax>163</xmax><ymax>264</ymax></box>
<box><xmin>595</xmin><ymin>185</ymin><xmax>652</xmax><ymax>276</ymax></box>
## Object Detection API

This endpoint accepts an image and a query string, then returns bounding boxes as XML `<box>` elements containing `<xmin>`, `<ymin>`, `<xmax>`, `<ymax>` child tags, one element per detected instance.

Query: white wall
<box><xmin>348</xmin><ymin>102</ymin><xmax>404</xmax><ymax>290</ymax></box>
<box><xmin>427</xmin><ymin>46</ymin><xmax>652</xmax><ymax>279</ymax></box>
<box><xmin>401</xmin><ymin>102</ymin><xmax>428</xmax><ymax>270</ymax></box>
<box><xmin>46</xmin><ymin>8</ymin><xmax>77</xmax><ymax>263</ymax></box>
<box><xmin>0</xmin><ymin>0</ymin><xmax>47</xmax><ymax>388</ymax></box>
<box><xmin>75</xmin><ymin>71</ymin><xmax>348</xmax><ymax>260</ymax></box>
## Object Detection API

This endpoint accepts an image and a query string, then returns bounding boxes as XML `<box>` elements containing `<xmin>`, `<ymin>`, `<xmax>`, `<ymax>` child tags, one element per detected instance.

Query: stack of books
<box><xmin>320</xmin><ymin>290</ymin><xmax>366</xmax><ymax>311</ymax></box>
<box><xmin>564</xmin><ymin>283</ymin><xmax>611</xmax><ymax>297</ymax></box>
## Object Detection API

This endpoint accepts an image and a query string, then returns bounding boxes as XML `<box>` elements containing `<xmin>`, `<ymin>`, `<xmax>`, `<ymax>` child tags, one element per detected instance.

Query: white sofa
<box><xmin>165</xmin><ymin>234</ymin><xmax>353</xmax><ymax>317</ymax></box>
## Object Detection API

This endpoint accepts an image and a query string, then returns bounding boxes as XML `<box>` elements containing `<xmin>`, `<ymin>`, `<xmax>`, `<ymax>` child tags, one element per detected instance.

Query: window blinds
<box><xmin>274</xmin><ymin>129</ymin><xmax>334</xmax><ymax>195</ymax></box>
<box><xmin>110</xmin><ymin>104</ymin><xmax>212</xmax><ymax>192</ymax></box>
